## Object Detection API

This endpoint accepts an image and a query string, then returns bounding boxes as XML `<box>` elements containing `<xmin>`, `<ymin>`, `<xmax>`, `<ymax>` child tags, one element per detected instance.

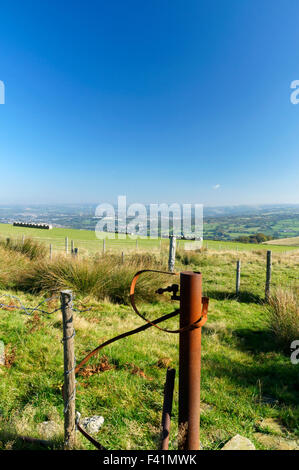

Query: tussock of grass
<box><xmin>16</xmin><ymin>253</ymin><xmax>166</xmax><ymax>304</ymax></box>
<box><xmin>176</xmin><ymin>249</ymin><xmax>203</xmax><ymax>266</ymax></box>
<box><xmin>0</xmin><ymin>246</ymin><xmax>29</xmax><ymax>290</ymax></box>
<box><xmin>0</xmin><ymin>237</ymin><xmax>47</xmax><ymax>260</ymax></box>
<box><xmin>267</xmin><ymin>287</ymin><xmax>299</xmax><ymax>350</ymax></box>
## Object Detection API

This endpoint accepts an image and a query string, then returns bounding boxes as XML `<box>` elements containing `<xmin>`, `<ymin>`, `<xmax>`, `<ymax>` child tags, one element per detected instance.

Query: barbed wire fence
<box><xmin>0</xmin><ymin>293</ymin><xmax>91</xmax><ymax>316</ymax></box>
<box><xmin>0</xmin><ymin>233</ymin><xmax>166</xmax><ymax>257</ymax></box>
<box><xmin>0</xmin><ymin>291</ymin><xmax>92</xmax><ymax>449</ymax></box>
<box><xmin>0</xmin><ymin>269</ymin><xmax>209</xmax><ymax>451</ymax></box>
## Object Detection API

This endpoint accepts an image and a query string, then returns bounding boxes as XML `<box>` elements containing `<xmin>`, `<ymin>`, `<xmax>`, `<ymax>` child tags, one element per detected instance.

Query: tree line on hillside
<box><xmin>234</xmin><ymin>233</ymin><xmax>273</xmax><ymax>244</ymax></box>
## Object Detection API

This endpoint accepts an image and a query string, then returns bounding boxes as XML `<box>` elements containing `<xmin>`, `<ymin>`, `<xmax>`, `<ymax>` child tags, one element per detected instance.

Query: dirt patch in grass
<box><xmin>78</xmin><ymin>355</ymin><xmax>114</xmax><ymax>378</ymax></box>
<box><xmin>125</xmin><ymin>363</ymin><xmax>153</xmax><ymax>380</ymax></box>
<box><xmin>26</xmin><ymin>313</ymin><xmax>42</xmax><ymax>333</ymax></box>
<box><xmin>5</xmin><ymin>344</ymin><xmax>17</xmax><ymax>368</ymax></box>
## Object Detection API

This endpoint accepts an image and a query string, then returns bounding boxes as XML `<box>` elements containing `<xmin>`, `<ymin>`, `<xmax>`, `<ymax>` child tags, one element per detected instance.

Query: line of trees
<box><xmin>234</xmin><ymin>233</ymin><xmax>273</xmax><ymax>244</ymax></box>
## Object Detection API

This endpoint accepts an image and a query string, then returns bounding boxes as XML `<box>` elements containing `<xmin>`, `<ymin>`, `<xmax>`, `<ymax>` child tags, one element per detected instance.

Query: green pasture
<box><xmin>0</xmin><ymin>223</ymin><xmax>298</xmax><ymax>255</ymax></box>
<box><xmin>0</xmin><ymin>245</ymin><xmax>299</xmax><ymax>450</ymax></box>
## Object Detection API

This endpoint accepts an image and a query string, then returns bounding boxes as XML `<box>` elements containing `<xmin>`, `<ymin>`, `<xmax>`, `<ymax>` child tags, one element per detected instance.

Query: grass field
<box><xmin>265</xmin><ymin>237</ymin><xmax>299</xmax><ymax>247</ymax></box>
<box><xmin>203</xmin><ymin>239</ymin><xmax>299</xmax><ymax>253</ymax></box>
<box><xmin>0</xmin><ymin>223</ymin><xmax>163</xmax><ymax>254</ymax></box>
<box><xmin>0</xmin><ymin>242</ymin><xmax>298</xmax><ymax>450</ymax></box>
<box><xmin>0</xmin><ymin>223</ymin><xmax>298</xmax><ymax>256</ymax></box>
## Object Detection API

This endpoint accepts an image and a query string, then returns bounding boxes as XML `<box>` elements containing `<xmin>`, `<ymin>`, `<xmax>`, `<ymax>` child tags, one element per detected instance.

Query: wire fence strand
<box><xmin>0</xmin><ymin>293</ymin><xmax>91</xmax><ymax>315</ymax></box>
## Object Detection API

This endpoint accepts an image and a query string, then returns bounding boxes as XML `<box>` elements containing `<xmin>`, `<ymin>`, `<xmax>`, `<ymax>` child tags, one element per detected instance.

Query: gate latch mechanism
<box><xmin>156</xmin><ymin>284</ymin><xmax>180</xmax><ymax>301</ymax></box>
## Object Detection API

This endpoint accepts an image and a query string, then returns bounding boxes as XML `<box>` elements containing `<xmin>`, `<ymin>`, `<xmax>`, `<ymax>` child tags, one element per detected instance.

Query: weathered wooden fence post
<box><xmin>65</xmin><ymin>237</ymin><xmax>68</xmax><ymax>254</ymax></box>
<box><xmin>103</xmin><ymin>239</ymin><xmax>106</xmax><ymax>254</ymax></box>
<box><xmin>121</xmin><ymin>251</ymin><xmax>124</xmax><ymax>264</ymax></box>
<box><xmin>71</xmin><ymin>240</ymin><xmax>74</xmax><ymax>255</ymax></box>
<box><xmin>236</xmin><ymin>260</ymin><xmax>241</xmax><ymax>296</ymax></box>
<box><xmin>265</xmin><ymin>250</ymin><xmax>272</xmax><ymax>301</ymax></box>
<box><xmin>49</xmin><ymin>243</ymin><xmax>52</xmax><ymax>260</ymax></box>
<box><xmin>168</xmin><ymin>236</ymin><xmax>176</xmax><ymax>273</ymax></box>
<box><xmin>61</xmin><ymin>290</ymin><xmax>76</xmax><ymax>450</ymax></box>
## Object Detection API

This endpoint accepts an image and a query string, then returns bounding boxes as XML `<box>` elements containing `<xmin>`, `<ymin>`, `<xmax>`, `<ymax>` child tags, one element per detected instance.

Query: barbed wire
<box><xmin>0</xmin><ymin>293</ymin><xmax>91</xmax><ymax>315</ymax></box>
<box><xmin>0</xmin><ymin>292</ymin><xmax>88</xmax><ymax>421</ymax></box>
<box><xmin>0</xmin><ymin>288</ymin><xmax>90</xmax><ymax>446</ymax></box>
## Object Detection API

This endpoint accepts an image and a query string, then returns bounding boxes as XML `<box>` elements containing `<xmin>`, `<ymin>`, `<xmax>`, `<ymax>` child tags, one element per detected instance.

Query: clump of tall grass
<box><xmin>17</xmin><ymin>253</ymin><xmax>166</xmax><ymax>304</ymax></box>
<box><xmin>0</xmin><ymin>237</ymin><xmax>47</xmax><ymax>260</ymax></box>
<box><xmin>176</xmin><ymin>249</ymin><xmax>202</xmax><ymax>266</ymax></box>
<box><xmin>267</xmin><ymin>287</ymin><xmax>299</xmax><ymax>350</ymax></box>
<box><xmin>0</xmin><ymin>246</ymin><xmax>29</xmax><ymax>290</ymax></box>
<box><xmin>175</xmin><ymin>248</ymin><xmax>216</xmax><ymax>267</ymax></box>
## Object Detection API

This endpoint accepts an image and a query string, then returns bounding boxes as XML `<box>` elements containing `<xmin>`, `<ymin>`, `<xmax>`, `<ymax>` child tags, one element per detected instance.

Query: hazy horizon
<box><xmin>1</xmin><ymin>201</ymin><xmax>299</xmax><ymax>210</ymax></box>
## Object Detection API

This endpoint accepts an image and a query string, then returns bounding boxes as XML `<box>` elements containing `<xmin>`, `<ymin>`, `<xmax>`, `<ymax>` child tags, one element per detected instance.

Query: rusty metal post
<box><xmin>178</xmin><ymin>271</ymin><xmax>202</xmax><ymax>450</ymax></box>
<box><xmin>160</xmin><ymin>368</ymin><xmax>176</xmax><ymax>450</ymax></box>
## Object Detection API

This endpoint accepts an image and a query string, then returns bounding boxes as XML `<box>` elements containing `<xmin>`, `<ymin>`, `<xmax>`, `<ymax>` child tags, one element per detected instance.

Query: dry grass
<box><xmin>0</xmin><ymin>237</ymin><xmax>47</xmax><ymax>260</ymax></box>
<box><xmin>267</xmin><ymin>287</ymin><xmax>299</xmax><ymax>349</ymax></box>
<box><xmin>0</xmin><ymin>246</ymin><xmax>29</xmax><ymax>289</ymax></box>
<box><xmin>176</xmin><ymin>248</ymin><xmax>203</xmax><ymax>266</ymax></box>
<box><xmin>265</xmin><ymin>237</ymin><xmax>299</xmax><ymax>247</ymax></box>
<box><xmin>15</xmin><ymin>252</ymin><xmax>167</xmax><ymax>304</ymax></box>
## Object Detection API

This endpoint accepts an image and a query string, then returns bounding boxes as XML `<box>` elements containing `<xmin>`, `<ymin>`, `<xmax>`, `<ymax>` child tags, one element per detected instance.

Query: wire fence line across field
<box><xmin>0</xmin><ymin>234</ymin><xmax>164</xmax><ymax>254</ymax></box>
<box><xmin>0</xmin><ymin>293</ymin><xmax>91</xmax><ymax>316</ymax></box>
<box><xmin>1</xmin><ymin>232</ymin><xmax>299</xmax><ymax>258</ymax></box>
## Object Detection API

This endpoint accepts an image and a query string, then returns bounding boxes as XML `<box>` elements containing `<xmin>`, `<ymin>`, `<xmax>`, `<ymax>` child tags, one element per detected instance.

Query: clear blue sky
<box><xmin>0</xmin><ymin>0</ymin><xmax>299</xmax><ymax>206</ymax></box>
